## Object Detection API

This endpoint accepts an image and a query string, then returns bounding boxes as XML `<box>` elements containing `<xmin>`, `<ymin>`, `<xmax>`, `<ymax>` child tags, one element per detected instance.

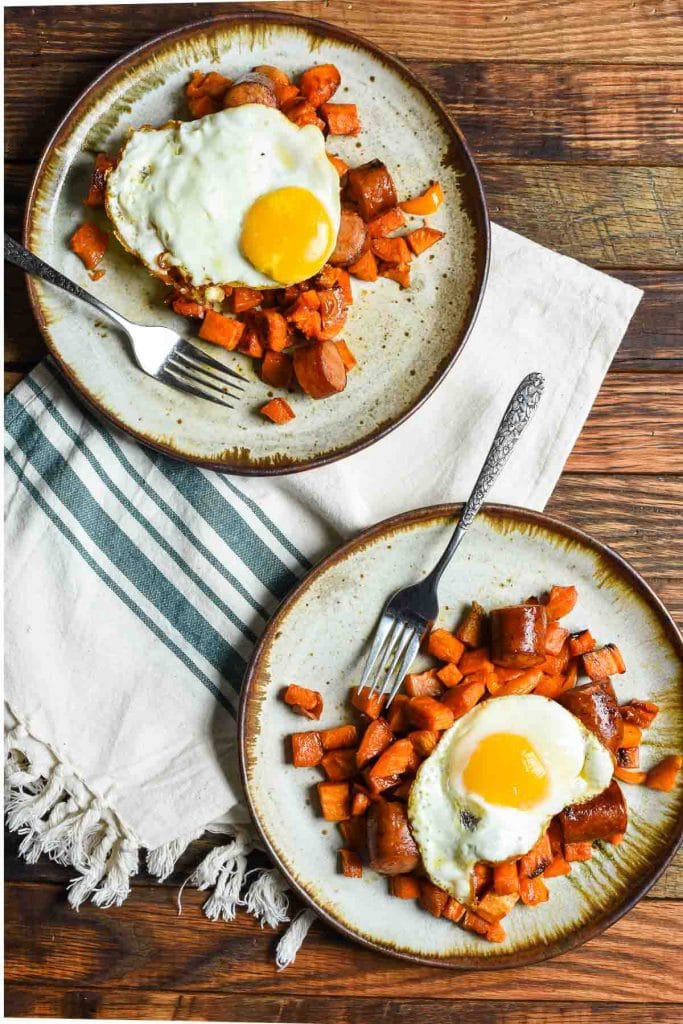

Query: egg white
<box><xmin>408</xmin><ymin>694</ymin><xmax>614</xmax><ymax>902</ymax></box>
<box><xmin>105</xmin><ymin>104</ymin><xmax>341</xmax><ymax>289</ymax></box>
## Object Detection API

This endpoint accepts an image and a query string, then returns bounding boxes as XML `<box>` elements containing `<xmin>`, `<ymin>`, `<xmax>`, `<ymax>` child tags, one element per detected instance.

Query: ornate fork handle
<box><xmin>4</xmin><ymin>233</ymin><xmax>131</xmax><ymax>333</ymax></box>
<box><xmin>430</xmin><ymin>372</ymin><xmax>545</xmax><ymax>583</ymax></box>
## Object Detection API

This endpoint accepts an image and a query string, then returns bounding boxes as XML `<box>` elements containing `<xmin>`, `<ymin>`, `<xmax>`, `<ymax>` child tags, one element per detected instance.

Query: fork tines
<box><xmin>357</xmin><ymin>613</ymin><xmax>422</xmax><ymax>706</ymax></box>
<box><xmin>162</xmin><ymin>339</ymin><xmax>248</xmax><ymax>409</ymax></box>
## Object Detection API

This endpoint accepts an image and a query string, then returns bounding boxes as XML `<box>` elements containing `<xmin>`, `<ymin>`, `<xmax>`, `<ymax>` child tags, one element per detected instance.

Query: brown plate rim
<box><xmin>238</xmin><ymin>501</ymin><xmax>683</xmax><ymax>968</ymax></box>
<box><xmin>22</xmin><ymin>10</ymin><xmax>490</xmax><ymax>476</ymax></box>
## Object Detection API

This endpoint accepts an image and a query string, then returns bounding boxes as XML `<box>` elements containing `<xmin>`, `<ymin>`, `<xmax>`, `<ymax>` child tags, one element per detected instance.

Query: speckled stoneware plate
<box><xmin>24</xmin><ymin>13</ymin><xmax>488</xmax><ymax>474</ymax></box>
<box><xmin>240</xmin><ymin>504</ymin><xmax>683</xmax><ymax>967</ymax></box>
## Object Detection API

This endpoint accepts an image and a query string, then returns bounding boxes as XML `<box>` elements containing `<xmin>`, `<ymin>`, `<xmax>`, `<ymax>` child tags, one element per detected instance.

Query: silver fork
<box><xmin>357</xmin><ymin>371</ymin><xmax>545</xmax><ymax>706</ymax></box>
<box><xmin>5</xmin><ymin>234</ymin><xmax>248</xmax><ymax>409</ymax></box>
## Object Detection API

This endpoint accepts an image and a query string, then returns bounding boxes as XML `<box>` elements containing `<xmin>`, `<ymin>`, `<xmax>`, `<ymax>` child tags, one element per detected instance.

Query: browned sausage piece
<box><xmin>329</xmin><ymin>207</ymin><xmax>367</xmax><ymax>267</ymax></box>
<box><xmin>558</xmin><ymin>681</ymin><xmax>624</xmax><ymax>752</ymax></box>
<box><xmin>559</xmin><ymin>779</ymin><xmax>628</xmax><ymax>843</ymax></box>
<box><xmin>251</xmin><ymin>65</ymin><xmax>290</xmax><ymax>89</ymax></box>
<box><xmin>367</xmin><ymin>800</ymin><xmax>420</xmax><ymax>875</ymax></box>
<box><xmin>345</xmin><ymin>160</ymin><xmax>398</xmax><ymax>222</ymax></box>
<box><xmin>490</xmin><ymin>604</ymin><xmax>547</xmax><ymax>669</ymax></box>
<box><xmin>223</xmin><ymin>72</ymin><xmax>277</xmax><ymax>109</ymax></box>
<box><xmin>293</xmin><ymin>340</ymin><xmax>347</xmax><ymax>399</ymax></box>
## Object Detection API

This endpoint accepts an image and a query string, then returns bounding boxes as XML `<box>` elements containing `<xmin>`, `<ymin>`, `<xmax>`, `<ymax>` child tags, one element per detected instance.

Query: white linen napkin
<box><xmin>4</xmin><ymin>223</ymin><xmax>642</xmax><ymax>965</ymax></box>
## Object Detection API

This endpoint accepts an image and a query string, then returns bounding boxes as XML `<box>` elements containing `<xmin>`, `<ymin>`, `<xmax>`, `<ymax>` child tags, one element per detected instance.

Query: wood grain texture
<box><xmin>4</xmin><ymin>882</ymin><xmax>683</xmax><ymax>1001</ymax></box>
<box><xmin>5</xmin><ymin>988</ymin><xmax>683</xmax><ymax>1023</ymax></box>
<box><xmin>5</xmin><ymin>1</ymin><xmax>683</xmax><ymax>64</ymax></box>
<box><xmin>567</xmin><ymin>374</ymin><xmax>683</xmax><ymax>472</ymax></box>
<box><xmin>5</xmin><ymin>58</ymin><xmax>683</xmax><ymax>166</ymax></box>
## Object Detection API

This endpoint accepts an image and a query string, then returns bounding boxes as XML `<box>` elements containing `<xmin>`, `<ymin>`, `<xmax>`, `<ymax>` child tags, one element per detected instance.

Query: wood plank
<box><xmin>567</xmin><ymin>374</ymin><xmax>683</xmax><ymax>473</ymax></box>
<box><xmin>5</xmin><ymin>57</ymin><xmax>683</xmax><ymax>166</ymax></box>
<box><xmin>4</xmin><ymin>1</ymin><xmax>683</xmax><ymax>64</ymax></box>
<box><xmin>6</xmin><ymin>160</ymin><xmax>683</xmax><ymax>270</ymax></box>
<box><xmin>4</xmin><ymin>882</ymin><xmax>682</xmax><ymax>1000</ymax></box>
<box><xmin>482</xmin><ymin>166</ymin><xmax>683</xmax><ymax>268</ymax></box>
<box><xmin>5</xmin><ymin>987</ymin><xmax>683</xmax><ymax>1023</ymax></box>
<box><xmin>5</xmin><ymin>269</ymin><xmax>682</xmax><ymax>372</ymax></box>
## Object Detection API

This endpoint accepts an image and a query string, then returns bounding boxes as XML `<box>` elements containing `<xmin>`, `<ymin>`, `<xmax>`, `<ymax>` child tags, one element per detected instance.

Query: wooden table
<box><xmin>4</xmin><ymin>2</ymin><xmax>682</xmax><ymax>1020</ymax></box>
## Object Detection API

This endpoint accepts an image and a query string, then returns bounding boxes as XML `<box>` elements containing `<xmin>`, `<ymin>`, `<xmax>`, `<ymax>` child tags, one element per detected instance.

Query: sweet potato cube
<box><xmin>390</xmin><ymin>874</ymin><xmax>421</xmax><ymax>899</ymax></box>
<box><xmin>351</xmin><ymin>688</ymin><xmax>386</xmax><ymax>720</ymax></box>
<box><xmin>544</xmin><ymin>585</ymin><xmax>578</xmax><ymax>619</ymax></box>
<box><xmin>427</xmin><ymin>628</ymin><xmax>465</xmax><ymax>665</ymax></box>
<box><xmin>472</xmin><ymin>862</ymin><xmax>492</xmax><ymax>898</ymax></box>
<box><xmin>403</xmin><ymin>669</ymin><xmax>444</xmax><ymax>698</ymax></box>
<box><xmin>317</xmin><ymin>781</ymin><xmax>351</xmax><ymax>821</ymax></box>
<box><xmin>283</xmin><ymin>684</ymin><xmax>323</xmax><ymax>719</ymax></box>
<box><xmin>386</xmin><ymin>694</ymin><xmax>411</xmax><ymax>734</ymax></box>
<box><xmin>459</xmin><ymin>647</ymin><xmax>494</xmax><ymax>675</ymax></box>
<box><xmin>408</xmin><ymin>730</ymin><xmax>440</xmax><ymax>758</ymax></box>
<box><xmin>462</xmin><ymin>910</ymin><xmax>490</xmax><ymax>937</ymax></box>
<box><xmin>198</xmin><ymin>309</ymin><xmax>245</xmax><ymax>351</ymax></box>
<box><xmin>436</xmin><ymin>662</ymin><xmax>463</xmax><ymax>688</ymax></box>
<box><xmin>367</xmin><ymin>738</ymin><xmax>416</xmax><ymax>780</ymax></box>
<box><xmin>419</xmin><ymin>880</ymin><xmax>449</xmax><ymax>918</ymax></box>
<box><xmin>455</xmin><ymin>601</ymin><xmax>488</xmax><ymax>648</ymax></box>
<box><xmin>408</xmin><ymin>696</ymin><xmax>455</xmax><ymax>731</ymax></box>
<box><xmin>519</xmin><ymin>876</ymin><xmax>549</xmax><ymax>906</ymax></box>
<box><xmin>443</xmin><ymin>897</ymin><xmax>466</xmax><ymax>923</ymax></box>
<box><xmin>339</xmin><ymin>848</ymin><xmax>362</xmax><ymax>878</ymax></box>
<box><xmin>441</xmin><ymin>679</ymin><xmax>486</xmax><ymax>719</ymax></box>
<box><xmin>356</xmin><ymin>717</ymin><xmax>393</xmax><ymax>769</ymax></box>
<box><xmin>291</xmin><ymin>731</ymin><xmax>324</xmax><ymax>768</ymax></box>
<box><xmin>260</xmin><ymin>398</ymin><xmax>295</xmax><ymax>425</ymax></box>
<box><xmin>568</xmin><ymin>629</ymin><xmax>595</xmax><ymax>657</ymax></box>
<box><xmin>476</xmin><ymin>891</ymin><xmax>519</xmax><ymax>923</ymax></box>
<box><xmin>493</xmin><ymin>860</ymin><xmax>519</xmax><ymax>896</ymax></box>
<box><xmin>518</xmin><ymin>833</ymin><xmax>552</xmax><ymax>879</ymax></box>
<box><xmin>564</xmin><ymin>841</ymin><xmax>593</xmax><ymax>862</ymax></box>
<box><xmin>544</xmin><ymin>855</ymin><xmax>571</xmax><ymax>877</ymax></box>
<box><xmin>321</xmin><ymin>749</ymin><xmax>358</xmax><ymax>782</ymax></box>
<box><xmin>320</xmin><ymin>724</ymin><xmax>358</xmax><ymax>751</ymax></box>
<box><xmin>545</xmin><ymin>622</ymin><xmax>570</xmax><ymax>655</ymax></box>
<box><xmin>646</xmin><ymin>754</ymin><xmax>682</xmax><ymax>792</ymax></box>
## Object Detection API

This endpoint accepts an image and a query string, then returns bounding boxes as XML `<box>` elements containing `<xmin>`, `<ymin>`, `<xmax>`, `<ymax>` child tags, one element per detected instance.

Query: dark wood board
<box><xmin>4</xmin><ymin>2</ymin><xmax>682</xmax><ymax>1021</ymax></box>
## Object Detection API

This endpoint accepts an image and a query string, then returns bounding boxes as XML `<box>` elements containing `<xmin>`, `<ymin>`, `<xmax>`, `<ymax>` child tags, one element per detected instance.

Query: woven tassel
<box><xmin>67</xmin><ymin>826</ymin><xmax>117</xmax><ymax>910</ymax></box>
<box><xmin>178</xmin><ymin>828</ymin><xmax>254</xmax><ymax>922</ymax></box>
<box><xmin>5</xmin><ymin>766</ymin><xmax>65</xmax><ymax>832</ymax></box>
<box><xmin>275</xmin><ymin>909</ymin><xmax>316</xmax><ymax>970</ymax></box>
<box><xmin>92</xmin><ymin>839</ymin><xmax>139</xmax><ymax>908</ymax></box>
<box><xmin>146</xmin><ymin>827</ymin><xmax>205</xmax><ymax>881</ymax></box>
<box><xmin>242</xmin><ymin>867</ymin><xmax>290</xmax><ymax>929</ymax></box>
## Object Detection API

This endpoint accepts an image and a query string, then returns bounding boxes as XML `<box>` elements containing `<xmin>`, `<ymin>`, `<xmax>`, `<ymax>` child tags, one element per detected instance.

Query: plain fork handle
<box><xmin>4</xmin><ymin>233</ymin><xmax>133</xmax><ymax>335</ymax></box>
<box><xmin>429</xmin><ymin>372</ymin><xmax>546</xmax><ymax>584</ymax></box>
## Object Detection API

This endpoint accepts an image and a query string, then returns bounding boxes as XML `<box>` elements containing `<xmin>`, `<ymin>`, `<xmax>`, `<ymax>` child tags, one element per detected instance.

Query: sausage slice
<box><xmin>293</xmin><ymin>340</ymin><xmax>347</xmax><ymax>399</ymax></box>
<box><xmin>330</xmin><ymin>207</ymin><xmax>367</xmax><ymax>267</ymax></box>
<box><xmin>559</xmin><ymin>779</ymin><xmax>628</xmax><ymax>843</ymax></box>
<box><xmin>367</xmin><ymin>800</ymin><xmax>420</xmax><ymax>875</ymax></box>
<box><xmin>490</xmin><ymin>604</ymin><xmax>548</xmax><ymax>669</ymax></box>
<box><xmin>558</xmin><ymin>681</ymin><xmax>624</xmax><ymax>752</ymax></box>
<box><xmin>223</xmin><ymin>72</ymin><xmax>277</xmax><ymax>109</ymax></box>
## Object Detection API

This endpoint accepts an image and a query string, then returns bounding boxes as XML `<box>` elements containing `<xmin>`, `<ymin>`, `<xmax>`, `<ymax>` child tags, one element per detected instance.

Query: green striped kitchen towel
<box><xmin>4</xmin><ymin>224</ymin><xmax>642</xmax><ymax>966</ymax></box>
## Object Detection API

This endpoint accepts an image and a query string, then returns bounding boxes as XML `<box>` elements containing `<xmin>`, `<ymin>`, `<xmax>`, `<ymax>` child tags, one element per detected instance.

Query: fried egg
<box><xmin>105</xmin><ymin>104</ymin><xmax>341</xmax><ymax>289</ymax></box>
<box><xmin>408</xmin><ymin>694</ymin><xmax>613</xmax><ymax>902</ymax></box>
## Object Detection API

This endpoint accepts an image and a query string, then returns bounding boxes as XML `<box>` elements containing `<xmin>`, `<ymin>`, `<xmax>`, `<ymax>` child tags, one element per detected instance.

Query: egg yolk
<box><xmin>462</xmin><ymin>733</ymin><xmax>549</xmax><ymax>809</ymax></box>
<box><xmin>240</xmin><ymin>186</ymin><xmax>335</xmax><ymax>284</ymax></box>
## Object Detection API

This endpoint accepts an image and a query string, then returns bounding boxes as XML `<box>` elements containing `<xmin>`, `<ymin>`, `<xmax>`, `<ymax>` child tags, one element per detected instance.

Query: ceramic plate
<box><xmin>240</xmin><ymin>504</ymin><xmax>683</xmax><ymax>967</ymax></box>
<box><xmin>24</xmin><ymin>13</ymin><xmax>489</xmax><ymax>474</ymax></box>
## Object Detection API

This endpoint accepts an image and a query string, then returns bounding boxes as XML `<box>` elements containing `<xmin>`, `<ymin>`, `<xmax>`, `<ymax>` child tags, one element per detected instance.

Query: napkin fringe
<box><xmin>6</xmin><ymin>720</ymin><xmax>314</xmax><ymax>966</ymax></box>
<box><xmin>5</xmin><ymin>722</ymin><xmax>138</xmax><ymax>909</ymax></box>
